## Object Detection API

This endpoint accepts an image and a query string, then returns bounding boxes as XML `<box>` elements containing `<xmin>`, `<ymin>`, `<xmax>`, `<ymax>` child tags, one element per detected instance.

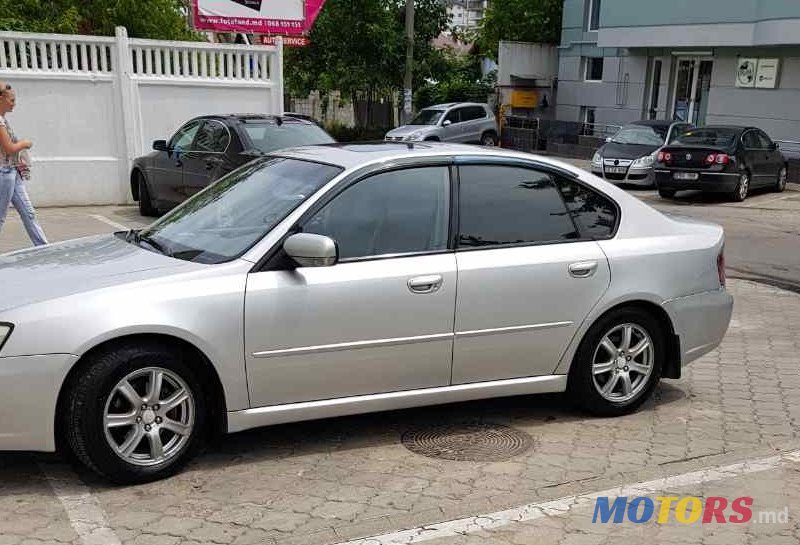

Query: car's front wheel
<box><xmin>61</xmin><ymin>341</ymin><xmax>206</xmax><ymax>484</ymax></box>
<box><xmin>568</xmin><ymin>308</ymin><xmax>664</xmax><ymax>416</ymax></box>
<box><xmin>137</xmin><ymin>173</ymin><xmax>158</xmax><ymax>217</ymax></box>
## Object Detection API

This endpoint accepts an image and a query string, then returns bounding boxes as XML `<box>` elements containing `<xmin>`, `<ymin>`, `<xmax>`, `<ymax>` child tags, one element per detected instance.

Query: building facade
<box><xmin>557</xmin><ymin>0</ymin><xmax>800</xmax><ymax>142</ymax></box>
<box><xmin>445</xmin><ymin>0</ymin><xmax>489</xmax><ymax>31</ymax></box>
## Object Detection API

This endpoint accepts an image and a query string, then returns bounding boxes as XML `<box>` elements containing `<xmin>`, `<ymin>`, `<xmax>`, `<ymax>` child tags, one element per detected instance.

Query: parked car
<box><xmin>655</xmin><ymin>126</ymin><xmax>788</xmax><ymax>201</ymax></box>
<box><xmin>131</xmin><ymin>114</ymin><xmax>335</xmax><ymax>216</ymax></box>
<box><xmin>591</xmin><ymin>120</ymin><xmax>693</xmax><ymax>187</ymax></box>
<box><xmin>384</xmin><ymin>103</ymin><xmax>498</xmax><ymax>146</ymax></box>
<box><xmin>0</xmin><ymin>143</ymin><xmax>732</xmax><ymax>483</ymax></box>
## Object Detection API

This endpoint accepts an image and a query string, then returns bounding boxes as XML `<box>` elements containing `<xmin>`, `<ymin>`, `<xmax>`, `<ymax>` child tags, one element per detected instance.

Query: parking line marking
<box><xmin>332</xmin><ymin>449</ymin><xmax>800</xmax><ymax>545</ymax></box>
<box><xmin>740</xmin><ymin>193</ymin><xmax>799</xmax><ymax>208</ymax></box>
<box><xmin>40</xmin><ymin>463</ymin><xmax>122</xmax><ymax>545</ymax></box>
<box><xmin>88</xmin><ymin>214</ymin><xmax>130</xmax><ymax>231</ymax></box>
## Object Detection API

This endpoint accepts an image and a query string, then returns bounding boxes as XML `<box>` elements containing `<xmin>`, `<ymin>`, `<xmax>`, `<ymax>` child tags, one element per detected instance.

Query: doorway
<box><xmin>671</xmin><ymin>58</ymin><xmax>713</xmax><ymax>125</ymax></box>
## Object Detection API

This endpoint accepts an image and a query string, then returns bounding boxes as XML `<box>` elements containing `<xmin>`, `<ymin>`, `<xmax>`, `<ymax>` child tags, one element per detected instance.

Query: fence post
<box><xmin>114</xmin><ymin>26</ymin><xmax>137</xmax><ymax>202</ymax></box>
<box><xmin>274</xmin><ymin>36</ymin><xmax>284</xmax><ymax>114</ymax></box>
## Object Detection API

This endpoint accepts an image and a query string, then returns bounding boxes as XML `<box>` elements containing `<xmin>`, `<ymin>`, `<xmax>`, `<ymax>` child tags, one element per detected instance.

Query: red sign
<box><xmin>193</xmin><ymin>0</ymin><xmax>326</xmax><ymax>35</ymax></box>
<box><xmin>260</xmin><ymin>36</ymin><xmax>310</xmax><ymax>47</ymax></box>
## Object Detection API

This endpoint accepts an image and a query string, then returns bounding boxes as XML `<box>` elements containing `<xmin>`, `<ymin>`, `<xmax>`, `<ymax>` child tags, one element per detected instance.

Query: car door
<box><xmin>741</xmin><ymin>130</ymin><xmax>768</xmax><ymax>183</ymax></box>
<box><xmin>182</xmin><ymin>119</ymin><xmax>233</xmax><ymax>198</ymax></box>
<box><xmin>756</xmin><ymin>130</ymin><xmax>783</xmax><ymax>185</ymax></box>
<box><xmin>149</xmin><ymin>120</ymin><xmax>200</xmax><ymax>207</ymax></box>
<box><xmin>441</xmin><ymin>108</ymin><xmax>465</xmax><ymax>142</ymax></box>
<box><xmin>451</xmin><ymin>164</ymin><xmax>612</xmax><ymax>384</ymax></box>
<box><xmin>244</xmin><ymin>165</ymin><xmax>456</xmax><ymax>407</ymax></box>
<box><xmin>462</xmin><ymin>106</ymin><xmax>486</xmax><ymax>143</ymax></box>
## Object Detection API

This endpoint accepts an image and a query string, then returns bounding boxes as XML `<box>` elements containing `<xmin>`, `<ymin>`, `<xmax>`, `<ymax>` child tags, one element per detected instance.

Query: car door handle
<box><xmin>408</xmin><ymin>275</ymin><xmax>443</xmax><ymax>294</ymax></box>
<box><xmin>569</xmin><ymin>261</ymin><xmax>598</xmax><ymax>278</ymax></box>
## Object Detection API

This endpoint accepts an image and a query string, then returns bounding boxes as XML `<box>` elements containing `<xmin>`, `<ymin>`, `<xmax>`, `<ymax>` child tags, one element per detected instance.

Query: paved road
<box><xmin>2</xmin><ymin>187</ymin><xmax>800</xmax><ymax>545</ymax></box>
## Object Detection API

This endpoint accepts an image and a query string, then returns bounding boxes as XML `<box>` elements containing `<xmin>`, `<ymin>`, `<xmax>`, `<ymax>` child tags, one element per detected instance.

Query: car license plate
<box><xmin>605</xmin><ymin>167</ymin><xmax>627</xmax><ymax>174</ymax></box>
<box><xmin>674</xmin><ymin>172</ymin><xmax>699</xmax><ymax>181</ymax></box>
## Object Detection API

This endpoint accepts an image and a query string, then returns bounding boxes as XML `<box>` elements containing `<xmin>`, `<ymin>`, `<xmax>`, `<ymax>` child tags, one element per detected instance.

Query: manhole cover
<box><xmin>401</xmin><ymin>422</ymin><xmax>533</xmax><ymax>462</ymax></box>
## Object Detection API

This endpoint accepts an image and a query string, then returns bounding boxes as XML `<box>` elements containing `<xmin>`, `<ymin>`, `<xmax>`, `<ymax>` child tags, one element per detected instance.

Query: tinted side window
<box><xmin>445</xmin><ymin>109</ymin><xmax>463</xmax><ymax>124</ymax></box>
<box><xmin>742</xmin><ymin>131</ymin><xmax>760</xmax><ymax>149</ymax></box>
<box><xmin>555</xmin><ymin>177</ymin><xmax>618</xmax><ymax>239</ymax></box>
<box><xmin>756</xmin><ymin>130</ymin><xmax>773</xmax><ymax>149</ymax></box>
<box><xmin>457</xmin><ymin>166</ymin><xmax>579</xmax><ymax>248</ymax></box>
<box><xmin>194</xmin><ymin>121</ymin><xmax>231</xmax><ymax>153</ymax></box>
<box><xmin>170</xmin><ymin>121</ymin><xmax>201</xmax><ymax>150</ymax></box>
<box><xmin>304</xmin><ymin>167</ymin><xmax>450</xmax><ymax>260</ymax></box>
<box><xmin>464</xmin><ymin>106</ymin><xmax>486</xmax><ymax>121</ymax></box>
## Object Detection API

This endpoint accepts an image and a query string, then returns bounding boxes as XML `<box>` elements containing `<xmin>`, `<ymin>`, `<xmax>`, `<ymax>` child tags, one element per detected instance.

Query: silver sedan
<box><xmin>0</xmin><ymin>143</ymin><xmax>733</xmax><ymax>483</ymax></box>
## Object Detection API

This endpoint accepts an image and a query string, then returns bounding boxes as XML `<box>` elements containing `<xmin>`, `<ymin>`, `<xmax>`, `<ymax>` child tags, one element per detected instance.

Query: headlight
<box><xmin>0</xmin><ymin>323</ymin><xmax>12</xmax><ymax>352</ymax></box>
<box><xmin>591</xmin><ymin>151</ymin><xmax>603</xmax><ymax>167</ymax></box>
<box><xmin>632</xmin><ymin>153</ymin><xmax>657</xmax><ymax>169</ymax></box>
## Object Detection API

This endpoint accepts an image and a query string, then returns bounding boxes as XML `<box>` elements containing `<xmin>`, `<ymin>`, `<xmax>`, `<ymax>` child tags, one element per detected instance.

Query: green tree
<box><xmin>477</xmin><ymin>0</ymin><xmax>563</xmax><ymax>59</ymax></box>
<box><xmin>0</xmin><ymin>0</ymin><xmax>199</xmax><ymax>40</ymax></box>
<box><xmin>284</xmin><ymin>0</ymin><xmax>450</xmax><ymax>120</ymax></box>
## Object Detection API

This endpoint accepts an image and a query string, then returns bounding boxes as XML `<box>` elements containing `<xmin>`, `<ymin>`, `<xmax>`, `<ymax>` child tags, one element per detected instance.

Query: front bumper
<box><xmin>591</xmin><ymin>165</ymin><xmax>655</xmax><ymax>186</ymax></box>
<box><xmin>0</xmin><ymin>354</ymin><xmax>77</xmax><ymax>451</ymax></box>
<box><xmin>655</xmin><ymin>170</ymin><xmax>739</xmax><ymax>192</ymax></box>
<box><xmin>663</xmin><ymin>288</ymin><xmax>733</xmax><ymax>366</ymax></box>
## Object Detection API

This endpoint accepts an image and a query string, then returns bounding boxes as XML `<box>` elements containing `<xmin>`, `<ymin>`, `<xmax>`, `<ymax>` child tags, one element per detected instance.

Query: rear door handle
<box><xmin>408</xmin><ymin>275</ymin><xmax>443</xmax><ymax>294</ymax></box>
<box><xmin>569</xmin><ymin>261</ymin><xmax>598</xmax><ymax>278</ymax></box>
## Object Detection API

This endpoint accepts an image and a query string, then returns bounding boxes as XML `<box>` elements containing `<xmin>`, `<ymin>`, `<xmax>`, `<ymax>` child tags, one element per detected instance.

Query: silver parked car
<box><xmin>0</xmin><ymin>143</ymin><xmax>732</xmax><ymax>483</ymax></box>
<box><xmin>385</xmin><ymin>103</ymin><xmax>498</xmax><ymax>145</ymax></box>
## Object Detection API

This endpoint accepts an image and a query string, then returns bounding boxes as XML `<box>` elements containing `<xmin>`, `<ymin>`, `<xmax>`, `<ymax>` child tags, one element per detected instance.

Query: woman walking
<box><xmin>0</xmin><ymin>82</ymin><xmax>47</xmax><ymax>246</ymax></box>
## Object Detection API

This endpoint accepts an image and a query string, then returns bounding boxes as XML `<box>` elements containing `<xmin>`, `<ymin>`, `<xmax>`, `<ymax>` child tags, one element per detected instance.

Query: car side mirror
<box><xmin>284</xmin><ymin>233</ymin><xmax>338</xmax><ymax>267</ymax></box>
<box><xmin>771</xmin><ymin>142</ymin><xmax>779</xmax><ymax>151</ymax></box>
<box><xmin>153</xmin><ymin>140</ymin><xmax>169</xmax><ymax>152</ymax></box>
<box><xmin>443</xmin><ymin>120</ymin><xmax>452</xmax><ymax>127</ymax></box>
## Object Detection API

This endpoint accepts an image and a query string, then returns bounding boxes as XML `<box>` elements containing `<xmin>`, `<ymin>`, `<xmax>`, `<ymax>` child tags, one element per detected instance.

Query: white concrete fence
<box><xmin>0</xmin><ymin>27</ymin><xmax>283</xmax><ymax>206</ymax></box>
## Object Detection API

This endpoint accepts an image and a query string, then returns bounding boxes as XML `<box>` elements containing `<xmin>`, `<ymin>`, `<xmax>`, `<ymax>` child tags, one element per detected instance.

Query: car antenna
<box><xmin>274</xmin><ymin>115</ymin><xmax>283</xmax><ymax>126</ymax></box>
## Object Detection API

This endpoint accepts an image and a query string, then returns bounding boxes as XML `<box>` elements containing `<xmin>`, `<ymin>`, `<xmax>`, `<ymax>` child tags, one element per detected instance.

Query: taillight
<box><xmin>706</xmin><ymin>154</ymin><xmax>716</xmax><ymax>164</ymax></box>
<box><xmin>716</xmin><ymin>153</ymin><xmax>730</xmax><ymax>165</ymax></box>
<box><xmin>717</xmin><ymin>249</ymin><xmax>726</xmax><ymax>287</ymax></box>
<box><xmin>657</xmin><ymin>151</ymin><xmax>672</xmax><ymax>163</ymax></box>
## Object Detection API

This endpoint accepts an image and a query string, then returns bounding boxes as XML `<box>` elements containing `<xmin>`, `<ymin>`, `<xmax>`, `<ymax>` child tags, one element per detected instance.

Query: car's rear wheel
<box><xmin>658</xmin><ymin>188</ymin><xmax>676</xmax><ymax>199</ymax></box>
<box><xmin>568</xmin><ymin>308</ymin><xmax>664</xmax><ymax>416</ymax></box>
<box><xmin>137</xmin><ymin>172</ymin><xmax>158</xmax><ymax>217</ymax></box>
<box><xmin>61</xmin><ymin>342</ymin><xmax>206</xmax><ymax>484</ymax></box>
<box><xmin>731</xmin><ymin>172</ymin><xmax>750</xmax><ymax>202</ymax></box>
<box><xmin>775</xmin><ymin>167</ymin><xmax>788</xmax><ymax>193</ymax></box>
<box><xmin>480</xmin><ymin>132</ymin><xmax>497</xmax><ymax>147</ymax></box>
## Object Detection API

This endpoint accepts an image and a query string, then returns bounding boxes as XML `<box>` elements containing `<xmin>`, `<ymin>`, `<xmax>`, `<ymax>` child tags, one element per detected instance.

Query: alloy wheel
<box><xmin>103</xmin><ymin>367</ymin><xmax>195</xmax><ymax>467</ymax></box>
<box><xmin>738</xmin><ymin>173</ymin><xmax>750</xmax><ymax>200</ymax></box>
<box><xmin>591</xmin><ymin>323</ymin><xmax>654</xmax><ymax>403</ymax></box>
<box><xmin>778</xmin><ymin>168</ymin><xmax>788</xmax><ymax>191</ymax></box>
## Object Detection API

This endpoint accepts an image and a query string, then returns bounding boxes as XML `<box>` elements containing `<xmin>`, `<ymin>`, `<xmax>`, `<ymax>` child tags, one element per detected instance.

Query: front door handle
<box><xmin>408</xmin><ymin>275</ymin><xmax>443</xmax><ymax>294</ymax></box>
<box><xmin>569</xmin><ymin>261</ymin><xmax>598</xmax><ymax>278</ymax></box>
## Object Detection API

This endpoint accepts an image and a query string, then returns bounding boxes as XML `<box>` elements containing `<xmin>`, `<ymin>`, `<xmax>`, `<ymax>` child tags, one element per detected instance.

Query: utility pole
<box><xmin>403</xmin><ymin>0</ymin><xmax>414</xmax><ymax>124</ymax></box>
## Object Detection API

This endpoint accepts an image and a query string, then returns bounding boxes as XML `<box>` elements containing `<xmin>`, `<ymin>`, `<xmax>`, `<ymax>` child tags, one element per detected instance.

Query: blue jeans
<box><xmin>0</xmin><ymin>167</ymin><xmax>48</xmax><ymax>246</ymax></box>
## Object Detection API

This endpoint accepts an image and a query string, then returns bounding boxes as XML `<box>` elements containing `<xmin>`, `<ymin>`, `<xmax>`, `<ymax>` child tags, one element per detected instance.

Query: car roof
<box><xmin>630</xmin><ymin>120</ymin><xmax>680</xmax><ymax>128</ymax></box>
<box><xmin>192</xmin><ymin>114</ymin><xmax>317</xmax><ymax>125</ymax></box>
<box><xmin>686</xmin><ymin>125</ymin><xmax>750</xmax><ymax>133</ymax></box>
<box><xmin>274</xmin><ymin>142</ymin><xmax>567</xmax><ymax>170</ymax></box>
<box><xmin>423</xmin><ymin>102</ymin><xmax>488</xmax><ymax>110</ymax></box>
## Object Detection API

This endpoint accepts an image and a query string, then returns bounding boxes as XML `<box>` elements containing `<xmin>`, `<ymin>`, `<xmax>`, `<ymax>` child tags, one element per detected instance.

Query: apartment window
<box><xmin>585</xmin><ymin>57</ymin><xmax>604</xmax><ymax>81</ymax></box>
<box><xmin>587</xmin><ymin>0</ymin><xmax>602</xmax><ymax>31</ymax></box>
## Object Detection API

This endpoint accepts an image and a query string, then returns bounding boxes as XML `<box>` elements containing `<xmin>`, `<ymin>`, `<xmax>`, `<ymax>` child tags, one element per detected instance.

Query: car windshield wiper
<box><xmin>127</xmin><ymin>229</ymin><xmax>170</xmax><ymax>256</ymax></box>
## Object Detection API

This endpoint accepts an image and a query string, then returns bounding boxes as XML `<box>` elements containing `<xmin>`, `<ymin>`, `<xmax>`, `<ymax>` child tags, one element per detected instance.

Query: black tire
<box><xmin>567</xmin><ymin>307</ymin><xmax>664</xmax><ymax>417</ymax></box>
<box><xmin>658</xmin><ymin>188</ymin><xmax>676</xmax><ymax>199</ymax></box>
<box><xmin>137</xmin><ymin>172</ymin><xmax>158</xmax><ymax>217</ymax></box>
<box><xmin>61</xmin><ymin>341</ymin><xmax>207</xmax><ymax>484</ymax></box>
<box><xmin>775</xmin><ymin>166</ymin><xmax>788</xmax><ymax>193</ymax></box>
<box><xmin>480</xmin><ymin>132</ymin><xmax>497</xmax><ymax>147</ymax></box>
<box><xmin>730</xmin><ymin>172</ymin><xmax>750</xmax><ymax>202</ymax></box>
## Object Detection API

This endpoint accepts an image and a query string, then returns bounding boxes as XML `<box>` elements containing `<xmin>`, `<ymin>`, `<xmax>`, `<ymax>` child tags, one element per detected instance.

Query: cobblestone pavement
<box><xmin>1</xmin><ymin>200</ymin><xmax>800</xmax><ymax>544</ymax></box>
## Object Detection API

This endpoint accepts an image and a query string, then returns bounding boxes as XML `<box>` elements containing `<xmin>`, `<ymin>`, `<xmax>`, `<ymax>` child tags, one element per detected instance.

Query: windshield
<box><xmin>242</xmin><ymin>122</ymin><xmax>334</xmax><ymax>153</ymax></box>
<box><xmin>136</xmin><ymin>158</ymin><xmax>343</xmax><ymax>264</ymax></box>
<box><xmin>611</xmin><ymin>125</ymin><xmax>667</xmax><ymax>146</ymax></box>
<box><xmin>409</xmin><ymin>109</ymin><xmax>444</xmax><ymax>125</ymax></box>
<box><xmin>672</xmin><ymin>128</ymin><xmax>739</xmax><ymax>148</ymax></box>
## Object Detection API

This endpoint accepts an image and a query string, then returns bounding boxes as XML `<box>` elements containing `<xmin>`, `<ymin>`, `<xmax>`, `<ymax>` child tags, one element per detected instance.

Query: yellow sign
<box><xmin>511</xmin><ymin>89</ymin><xmax>538</xmax><ymax>108</ymax></box>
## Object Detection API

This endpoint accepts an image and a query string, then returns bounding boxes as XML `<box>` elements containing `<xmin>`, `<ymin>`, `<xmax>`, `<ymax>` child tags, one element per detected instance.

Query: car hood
<box><xmin>599</xmin><ymin>141</ymin><xmax>661</xmax><ymax>160</ymax></box>
<box><xmin>0</xmin><ymin>235</ymin><xmax>202</xmax><ymax>313</ymax></box>
<box><xmin>386</xmin><ymin>125</ymin><xmax>436</xmax><ymax>138</ymax></box>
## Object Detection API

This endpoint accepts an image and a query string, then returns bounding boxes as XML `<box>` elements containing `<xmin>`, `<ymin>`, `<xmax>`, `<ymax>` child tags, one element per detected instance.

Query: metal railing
<box><xmin>775</xmin><ymin>140</ymin><xmax>800</xmax><ymax>160</ymax></box>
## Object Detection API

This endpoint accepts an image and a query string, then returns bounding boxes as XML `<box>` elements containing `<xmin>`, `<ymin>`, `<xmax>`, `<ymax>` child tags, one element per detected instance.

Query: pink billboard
<box><xmin>192</xmin><ymin>0</ymin><xmax>327</xmax><ymax>35</ymax></box>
